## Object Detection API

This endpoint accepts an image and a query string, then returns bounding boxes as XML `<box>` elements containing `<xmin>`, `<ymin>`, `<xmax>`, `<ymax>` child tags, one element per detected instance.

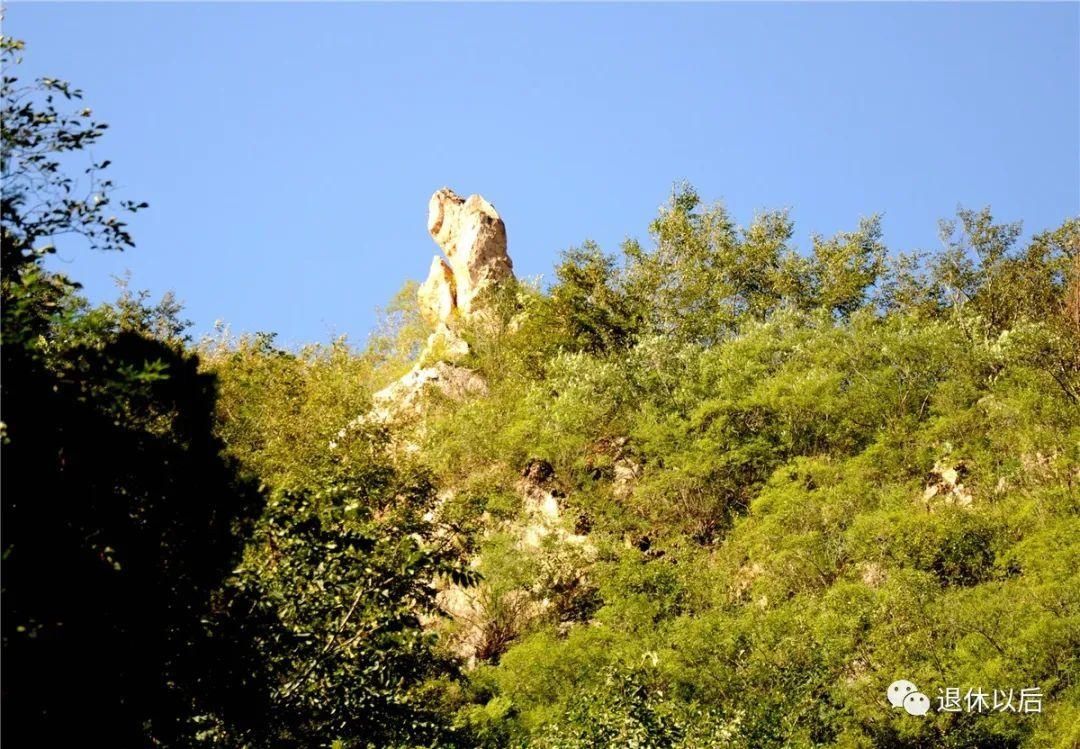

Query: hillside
<box><xmin>201</xmin><ymin>187</ymin><xmax>1080</xmax><ymax>748</ymax></box>
<box><xmin>3</xmin><ymin>31</ymin><xmax>1078</xmax><ymax>746</ymax></box>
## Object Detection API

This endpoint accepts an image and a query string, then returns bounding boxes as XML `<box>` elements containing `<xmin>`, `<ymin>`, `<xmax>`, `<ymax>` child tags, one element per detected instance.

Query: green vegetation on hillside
<box><xmin>3</xmin><ymin>36</ymin><xmax>1078</xmax><ymax>748</ymax></box>
<box><xmin>398</xmin><ymin>187</ymin><xmax>1080</xmax><ymax>749</ymax></box>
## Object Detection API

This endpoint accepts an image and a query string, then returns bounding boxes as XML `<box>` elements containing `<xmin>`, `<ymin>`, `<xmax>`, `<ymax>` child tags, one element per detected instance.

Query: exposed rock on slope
<box><xmin>371</xmin><ymin>188</ymin><xmax>514</xmax><ymax>423</ymax></box>
<box><xmin>433</xmin><ymin>460</ymin><xmax>595</xmax><ymax>666</ymax></box>
<box><xmin>369</xmin><ymin>361</ymin><xmax>487</xmax><ymax>423</ymax></box>
<box><xmin>364</xmin><ymin>190</ymin><xmax>595</xmax><ymax>666</ymax></box>
<box><xmin>922</xmin><ymin>459</ymin><xmax>974</xmax><ymax>508</ymax></box>
<box><xmin>517</xmin><ymin>459</ymin><xmax>591</xmax><ymax>550</ymax></box>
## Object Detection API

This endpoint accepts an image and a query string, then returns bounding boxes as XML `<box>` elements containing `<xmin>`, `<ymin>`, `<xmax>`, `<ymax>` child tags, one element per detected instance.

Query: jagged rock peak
<box><xmin>419</xmin><ymin>188</ymin><xmax>514</xmax><ymax>325</ymax></box>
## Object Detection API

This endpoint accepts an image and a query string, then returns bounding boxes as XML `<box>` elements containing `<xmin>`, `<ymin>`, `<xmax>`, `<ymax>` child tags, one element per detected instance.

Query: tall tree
<box><xmin>1</xmin><ymin>35</ymin><xmax>261</xmax><ymax>744</ymax></box>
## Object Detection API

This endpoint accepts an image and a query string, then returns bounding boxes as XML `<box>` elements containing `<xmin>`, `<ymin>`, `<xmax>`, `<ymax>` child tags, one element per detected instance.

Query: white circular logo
<box><xmin>903</xmin><ymin>691</ymin><xmax>931</xmax><ymax>716</ymax></box>
<box><xmin>887</xmin><ymin>679</ymin><xmax>918</xmax><ymax>708</ymax></box>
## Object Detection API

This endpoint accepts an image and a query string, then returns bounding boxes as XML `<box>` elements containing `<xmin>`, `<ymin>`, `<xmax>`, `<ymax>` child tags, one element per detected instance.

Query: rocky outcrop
<box><xmin>425</xmin><ymin>188</ymin><xmax>513</xmax><ymax>321</ymax></box>
<box><xmin>434</xmin><ymin>581</ymin><xmax>549</xmax><ymax>667</ymax></box>
<box><xmin>358</xmin><ymin>190</ymin><xmax>587</xmax><ymax>667</ymax></box>
<box><xmin>366</xmin><ymin>188</ymin><xmax>514</xmax><ymax>424</ymax></box>
<box><xmin>516</xmin><ymin>459</ymin><xmax>591</xmax><ymax>550</ymax></box>
<box><xmin>427</xmin><ymin>460</ymin><xmax>596</xmax><ymax>666</ymax></box>
<box><xmin>369</xmin><ymin>361</ymin><xmax>487</xmax><ymax>422</ymax></box>
<box><xmin>922</xmin><ymin>460</ymin><xmax>974</xmax><ymax>508</ymax></box>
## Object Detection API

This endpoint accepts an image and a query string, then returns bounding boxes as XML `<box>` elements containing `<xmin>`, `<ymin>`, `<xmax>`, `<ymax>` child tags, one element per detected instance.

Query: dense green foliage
<box><xmin>411</xmin><ymin>189</ymin><xmax>1079</xmax><ymax>749</ymax></box>
<box><xmin>1</xmin><ymin>35</ymin><xmax>260</xmax><ymax>744</ymax></box>
<box><xmin>1</xmin><ymin>37</ymin><xmax>470</xmax><ymax>748</ymax></box>
<box><xmin>4</xmin><ymin>36</ymin><xmax>1079</xmax><ymax>749</ymax></box>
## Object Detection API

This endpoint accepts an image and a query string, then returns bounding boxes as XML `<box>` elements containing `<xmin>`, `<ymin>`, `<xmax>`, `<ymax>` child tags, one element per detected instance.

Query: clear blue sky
<box><xmin>7</xmin><ymin>2</ymin><xmax>1079</xmax><ymax>347</ymax></box>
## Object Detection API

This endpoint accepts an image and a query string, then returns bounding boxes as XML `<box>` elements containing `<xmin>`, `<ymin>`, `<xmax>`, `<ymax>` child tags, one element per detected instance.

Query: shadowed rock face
<box><xmin>420</xmin><ymin>188</ymin><xmax>514</xmax><ymax>323</ymax></box>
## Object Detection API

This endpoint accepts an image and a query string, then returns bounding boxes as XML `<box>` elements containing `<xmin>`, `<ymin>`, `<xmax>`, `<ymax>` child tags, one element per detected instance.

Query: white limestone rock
<box><xmin>426</xmin><ymin>187</ymin><xmax>514</xmax><ymax>319</ymax></box>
